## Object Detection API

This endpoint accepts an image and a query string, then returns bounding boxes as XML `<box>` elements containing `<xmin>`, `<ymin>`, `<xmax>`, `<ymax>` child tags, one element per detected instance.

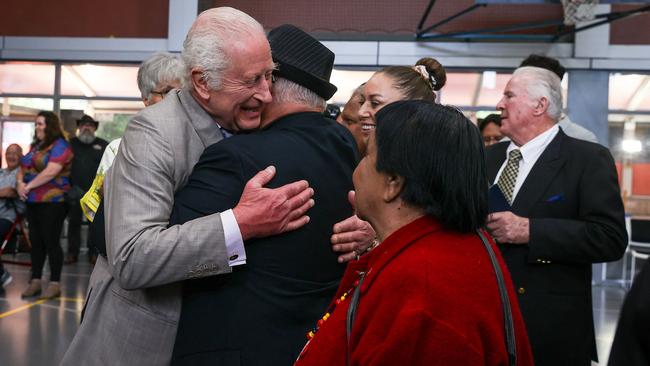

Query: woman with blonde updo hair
<box><xmin>357</xmin><ymin>57</ymin><xmax>446</xmax><ymax>140</ymax></box>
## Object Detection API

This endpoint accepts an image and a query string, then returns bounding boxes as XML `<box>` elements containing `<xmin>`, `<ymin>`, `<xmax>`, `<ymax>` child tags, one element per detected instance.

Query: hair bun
<box><xmin>415</xmin><ymin>57</ymin><xmax>446</xmax><ymax>91</ymax></box>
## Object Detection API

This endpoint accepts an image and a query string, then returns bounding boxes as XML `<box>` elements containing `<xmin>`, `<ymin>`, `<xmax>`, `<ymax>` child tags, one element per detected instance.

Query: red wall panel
<box><xmin>633</xmin><ymin>163</ymin><xmax>650</xmax><ymax>196</ymax></box>
<box><xmin>211</xmin><ymin>0</ymin><xmax>562</xmax><ymax>36</ymax></box>
<box><xmin>0</xmin><ymin>0</ymin><xmax>168</xmax><ymax>38</ymax></box>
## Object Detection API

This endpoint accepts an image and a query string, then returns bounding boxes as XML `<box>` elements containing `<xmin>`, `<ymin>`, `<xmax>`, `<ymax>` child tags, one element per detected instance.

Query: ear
<box><xmin>533</xmin><ymin>96</ymin><xmax>549</xmax><ymax>117</ymax></box>
<box><xmin>191</xmin><ymin>69</ymin><xmax>211</xmax><ymax>100</ymax></box>
<box><xmin>383</xmin><ymin>173</ymin><xmax>405</xmax><ymax>203</ymax></box>
<box><xmin>141</xmin><ymin>97</ymin><xmax>150</xmax><ymax>107</ymax></box>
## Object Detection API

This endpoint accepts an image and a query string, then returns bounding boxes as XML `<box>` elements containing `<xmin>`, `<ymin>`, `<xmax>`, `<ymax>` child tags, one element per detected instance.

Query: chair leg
<box><xmin>630</xmin><ymin>255</ymin><xmax>637</xmax><ymax>287</ymax></box>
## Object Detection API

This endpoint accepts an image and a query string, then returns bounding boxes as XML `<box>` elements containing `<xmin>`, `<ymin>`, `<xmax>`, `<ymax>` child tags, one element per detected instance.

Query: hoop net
<box><xmin>561</xmin><ymin>0</ymin><xmax>599</xmax><ymax>26</ymax></box>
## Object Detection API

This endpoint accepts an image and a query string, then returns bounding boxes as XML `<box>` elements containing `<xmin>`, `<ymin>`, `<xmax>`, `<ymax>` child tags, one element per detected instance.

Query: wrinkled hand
<box><xmin>233</xmin><ymin>166</ymin><xmax>314</xmax><ymax>240</ymax></box>
<box><xmin>486</xmin><ymin>211</ymin><xmax>529</xmax><ymax>244</ymax></box>
<box><xmin>331</xmin><ymin>191</ymin><xmax>376</xmax><ymax>263</ymax></box>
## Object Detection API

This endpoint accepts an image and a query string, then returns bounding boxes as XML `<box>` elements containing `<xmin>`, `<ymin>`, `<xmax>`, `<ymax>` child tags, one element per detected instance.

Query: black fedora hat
<box><xmin>76</xmin><ymin>114</ymin><xmax>99</xmax><ymax>128</ymax></box>
<box><xmin>268</xmin><ymin>24</ymin><xmax>337</xmax><ymax>100</ymax></box>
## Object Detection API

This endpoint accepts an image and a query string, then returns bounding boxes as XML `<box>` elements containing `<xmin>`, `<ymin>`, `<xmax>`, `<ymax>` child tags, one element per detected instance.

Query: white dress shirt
<box><xmin>221</xmin><ymin>209</ymin><xmax>246</xmax><ymax>266</ymax></box>
<box><xmin>493</xmin><ymin>125</ymin><xmax>559</xmax><ymax>202</ymax></box>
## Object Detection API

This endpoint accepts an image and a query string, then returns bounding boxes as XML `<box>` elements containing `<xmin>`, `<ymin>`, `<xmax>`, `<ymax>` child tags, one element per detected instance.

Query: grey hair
<box><xmin>272</xmin><ymin>77</ymin><xmax>326</xmax><ymax>111</ymax></box>
<box><xmin>181</xmin><ymin>7</ymin><xmax>265</xmax><ymax>90</ymax></box>
<box><xmin>137</xmin><ymin>52</ymin><xmax>184</xmax><ymax>99</ymax></box>
<box><xmin>513</xmin><ymin>66</ymin><xmax>563</xmax><ymax>122</ymax></box>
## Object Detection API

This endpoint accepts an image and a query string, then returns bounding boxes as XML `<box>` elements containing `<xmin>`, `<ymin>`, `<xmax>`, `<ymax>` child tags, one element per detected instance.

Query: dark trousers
<box><xmin>0</xmin><ymin>218</ymin><xmax>12</xmax><ymax>276</ymax></box>
<box><xmin>67</xmin><ymin>200</ymin><xmax>82</xmax><ymax>256</ymax></box>
<box><xmin>27</xmin><ymin>203</ymin><xmax>67</xmax><ymax>282</ymax></box>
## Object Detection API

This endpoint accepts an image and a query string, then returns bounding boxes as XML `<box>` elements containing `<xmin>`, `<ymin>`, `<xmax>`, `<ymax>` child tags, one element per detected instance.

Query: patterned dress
<box><xmin>20</xmin><ymin>138</ymin><xmax>73</xmax><ymax>202</ymax></box>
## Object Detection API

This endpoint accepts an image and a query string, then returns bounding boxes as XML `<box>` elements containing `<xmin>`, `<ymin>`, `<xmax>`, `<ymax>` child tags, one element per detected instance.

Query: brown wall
<box><xmin>0</xmin><ymin>0</ymin><xmax>168</xmax><ymax>38</ymax></box>
<box><xmin>211</xmin><ymin>0</ymin><xmax>563</xmax><ymax>37</ymax></box>
<box><xmin>611</xmin><ymin>5</ymin><xmax>650</xmax><ymax>45</ymax></box>
<box><xmin>2</xmin><ymin>0</ymin><xmax>648</xmax><ymax>44</ymax></box>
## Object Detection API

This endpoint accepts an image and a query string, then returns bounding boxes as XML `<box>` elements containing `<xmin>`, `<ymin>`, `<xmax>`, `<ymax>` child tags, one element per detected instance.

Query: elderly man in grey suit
<box><xmin>61</xmin><ymin>8</ymin><xmax>314</xmax><ymax>366</ymax></box>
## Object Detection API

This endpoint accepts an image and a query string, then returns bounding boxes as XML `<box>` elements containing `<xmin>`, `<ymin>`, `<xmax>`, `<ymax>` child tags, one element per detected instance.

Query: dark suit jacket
<box><xmin>608</xmin><ymin>260</ymin><xmax>650</xmax><ymax>366</ymax></box>
<box><xmin>169</xmin><ymin>112</ymin><xmax>358</xmax><ymax>366</ymax></box>
<box><xmin>486</xmin><ymin>129</ymin><xmax>627</xmax><ymax>366</ymax></box>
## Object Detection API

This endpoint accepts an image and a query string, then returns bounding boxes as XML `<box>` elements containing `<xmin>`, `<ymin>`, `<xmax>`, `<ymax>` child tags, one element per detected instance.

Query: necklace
<box><xmin>306</xmin><ymin>270</ymin><xmax>366</xmax><ymax>340</ymax></box>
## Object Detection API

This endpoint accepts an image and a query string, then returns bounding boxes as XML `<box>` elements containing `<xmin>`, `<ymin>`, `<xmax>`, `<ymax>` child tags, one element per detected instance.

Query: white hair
<box><xmin>273</xmin><ymin>77</ymin><xmax>326</xmax><ymax>111</ymax></box>
<box><xmin>137</xmin><ymin>52</ymin><xmax>184</xmax><ymax>99</ymax></box>
<box><xmin>513</xmin><ymin>66</ymin><xmax>563</xmax><ymax>122</ymax></box>
<box><xmin>181</xmin><ymin>7</ymin><xmax>265</xmax><ymax>90</ymax></box>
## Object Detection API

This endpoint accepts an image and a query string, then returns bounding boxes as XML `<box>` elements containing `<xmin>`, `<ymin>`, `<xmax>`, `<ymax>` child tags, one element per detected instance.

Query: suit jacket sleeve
<box><xmin>170</xmin><ymin>143</ymin><xmax>245</xmax><ymax>227</ymax></box>
<box><xmin>528</xmin><ymin>146</ymin><xmax>627</xmax><ymax>264</ymax></box>
<box><xmin>105</xmin><ymin>114</ymin><xmax>231</xmax><ymax>290</ymax></box>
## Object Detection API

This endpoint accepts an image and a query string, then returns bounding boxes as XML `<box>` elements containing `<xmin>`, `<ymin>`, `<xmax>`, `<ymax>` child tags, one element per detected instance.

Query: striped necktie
<box><xmin>497</xmin><ymin>149</ymin><xmax>522</xmax><ymax>204</ymax></box>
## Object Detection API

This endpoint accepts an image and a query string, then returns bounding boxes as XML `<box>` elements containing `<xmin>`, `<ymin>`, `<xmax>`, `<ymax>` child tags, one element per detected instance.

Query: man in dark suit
<box><xmin>169</xmin><ymin>25</ymin><xmax>358</xmax><ymax>365</ymax></box>
<box><xmin>486</xmin><ymin>66</ymin><xmax>627</xmax><ymax>366</ymax></box>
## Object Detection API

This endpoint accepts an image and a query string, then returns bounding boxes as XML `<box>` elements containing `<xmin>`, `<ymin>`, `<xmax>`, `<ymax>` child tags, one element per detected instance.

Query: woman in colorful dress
<box><xmin>295</xmin><ymin>101</ymin><xmax>534</xmax><ymax>366</ymax></box>
<box><xmin>18</xmin><ymin>111</ymin><xmax>73</xmax><ymax>299</ymax></box>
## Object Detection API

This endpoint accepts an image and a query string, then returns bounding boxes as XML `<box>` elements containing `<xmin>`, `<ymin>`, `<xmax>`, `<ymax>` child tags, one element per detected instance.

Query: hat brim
<box><xmin>274</xmin><ymin>62</ymin><xmax>337</xmax><ymax>100</ymax></box>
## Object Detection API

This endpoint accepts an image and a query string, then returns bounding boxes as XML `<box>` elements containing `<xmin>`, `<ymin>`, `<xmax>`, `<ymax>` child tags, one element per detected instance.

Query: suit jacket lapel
<box><xmin>486</xmin><ymin>142</ymin><xmax>509</xmax><ymax>183</ymax></box>
<box><xmin>511</xmin><ymin>130</ymin><xmax>567</xmax><ymax>215</ymax></box>
<box><xmin>178</xmin><ymin>88</ymin><xmax>223</xmax><ymax>148</ymax></box>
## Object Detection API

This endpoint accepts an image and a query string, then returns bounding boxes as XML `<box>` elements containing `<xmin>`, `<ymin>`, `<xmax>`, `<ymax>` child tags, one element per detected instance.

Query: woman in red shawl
<box><xmin>295</xmin><ymin>101</ymin><xmax>534</xmax><ymax>366</ymax></box>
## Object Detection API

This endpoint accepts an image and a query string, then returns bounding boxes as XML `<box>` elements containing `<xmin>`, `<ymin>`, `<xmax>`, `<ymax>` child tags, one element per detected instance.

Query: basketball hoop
<box><xmin>561</xmin><ymin>0</ymin><xmax>599</xmax><ymax>26</ymax></box>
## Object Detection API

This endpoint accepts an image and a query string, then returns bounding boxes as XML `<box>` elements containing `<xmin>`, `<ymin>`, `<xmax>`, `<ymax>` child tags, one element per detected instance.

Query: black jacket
<box><xmin>486</xmin><ymin>129</ymin><xmax>627</xmax><ymax>366</ymax></box>
<box><xmin>170</xmin><ymin>112</ymin><xmax>358</xmax><ymax>366</ymax></box>
<box><xmin>608</xmin><ymin>260</ymin><xmax>650</xmax><ymax>366</ymax></box>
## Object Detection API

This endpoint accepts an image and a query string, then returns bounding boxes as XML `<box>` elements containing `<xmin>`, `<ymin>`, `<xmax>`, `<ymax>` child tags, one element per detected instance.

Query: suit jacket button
<box><xmin>517</xmin><ymin>287</ymin><xmax>526</xmax><ymax>294</ymax></box>
<box><xmin>229</xmin><ymin>254</ymin><xmax>239</xmax><ymax>261</ymax></box>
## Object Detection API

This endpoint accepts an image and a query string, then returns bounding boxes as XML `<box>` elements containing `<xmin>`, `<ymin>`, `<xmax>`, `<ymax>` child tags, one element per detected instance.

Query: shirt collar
<box><xmin>507</xmin><ymin>124</ymin><xmax>559</xmax><ymax>164</ymax></box>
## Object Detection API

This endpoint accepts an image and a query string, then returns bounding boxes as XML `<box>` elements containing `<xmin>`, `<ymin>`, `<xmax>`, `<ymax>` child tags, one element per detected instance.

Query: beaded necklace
<box><xmin>306</xmin><ymin>271</ymin><xmax>365</xmax><ymax>340</ymax></box>
<box><xmin>306</xmin><ymin>239</ymin><xmax>381</xmax><ymax>340</ymax></box>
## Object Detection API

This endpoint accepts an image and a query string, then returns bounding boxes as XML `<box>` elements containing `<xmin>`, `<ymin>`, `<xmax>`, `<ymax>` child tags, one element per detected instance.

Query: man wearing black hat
<box><xmin>169</xmin><ymin>24</ymin><xmax>358</xmax><ymax>365</ymax></box>
<box><xmin>66</xmin><ymin>114</ymin><xmax>108</xmax><ymax>264</ymax></box>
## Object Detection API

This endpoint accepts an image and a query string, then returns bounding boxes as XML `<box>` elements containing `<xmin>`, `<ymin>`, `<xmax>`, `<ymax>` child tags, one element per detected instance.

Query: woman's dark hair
<box><xmin>379</xmin><ymin>57</ymin><xmax>446</xmax><ymax>102</ymax></box>
<box><xmin>35</xmin><ymin>111</ymin><xmax>67</xmax><ymax>149</ymax></box>
<box><xmin>374</xmin><ymin>100</ymin><xmax>487</xmax><ymax>232</ymax></box>
<box><xmin>478</xmin><ymin>113</ymin><xmax>501</xmax><ymax>132</ymax></box>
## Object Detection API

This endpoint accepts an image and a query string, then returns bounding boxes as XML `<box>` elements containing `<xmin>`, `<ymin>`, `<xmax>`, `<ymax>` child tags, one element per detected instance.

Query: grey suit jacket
<box><xmin>61</xmin><ymin>89</ymin><xmax>232</xmax><ymax>365</ymax></box>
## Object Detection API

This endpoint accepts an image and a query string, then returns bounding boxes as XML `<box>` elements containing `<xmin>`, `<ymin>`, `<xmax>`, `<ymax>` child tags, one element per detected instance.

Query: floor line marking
<box><xmin>39</xmin><ymin>303</ymin><xmax>80</xmax><ymax>313</ymax></box>
<box><xmin>0</xmin><ymin>299</ymin><xmax>47</xmax><ymax>318</ymax></box>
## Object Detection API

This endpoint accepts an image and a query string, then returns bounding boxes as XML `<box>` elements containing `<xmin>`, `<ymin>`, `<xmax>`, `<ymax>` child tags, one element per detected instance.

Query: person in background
<box><xmin>65</xmin><ymin>115</ymin><xmax>108</xmax><ymax>264</ymax></box>
<box><xmin>295</xmin><ymin>100</ymin><xmax>534</xmax><ymax>366</ymax></box>
<box><xmin>79</xmin><ymin>52</ymin><xmax>184</xmax><ymax>263</ymax></box>
<box><xmin>478</xmin><ymin>113</ymin><xmax>503</xmax><ymax>146</ymax></box>
<box><xmin>519</xmin><ymin>54</ymin><xmax>598</xmax><ymax>143</ymax></box>
<box><xmin>0</xmin><ymin>144</ymin><xmax>26</xmax><ymax>289</ymax></box>
<box><xmin>18</xmin><ymin>111</ymin><xmax>73</xmax><ymax>299</ymax></box>
<box><xmin>336</xmin><ymin>84</ymin><xmax>366</xmax><ymax>155</ymax></box>
<box><xmin>358</xmin><ymin>57</ymin><xmax>445</xmax><ymax>130</ymax></box>
<box><xmin>485</xmin><ymin>67</ymin><xmax>626</xmax><ymax>365</ymax></box>
<box><xmin>330</xmin><ymin>57</ymin><xmax>446</xmax><ymax>264</ymax></box>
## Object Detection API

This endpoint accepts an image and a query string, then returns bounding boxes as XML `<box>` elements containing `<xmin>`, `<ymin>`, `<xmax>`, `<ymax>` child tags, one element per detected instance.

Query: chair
<box><xmin>626</xmin><ymin>218</ymin><xmax>650</xmax><ymax>286</ymax></box>
<box><xmin>0</xmin><ymin>213</ymin><xmax>31</xmax><ymax>255</ymax></box>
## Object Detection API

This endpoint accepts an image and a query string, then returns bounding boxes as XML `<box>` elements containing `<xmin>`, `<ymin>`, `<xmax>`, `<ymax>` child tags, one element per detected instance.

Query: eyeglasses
<box><xmin>150</xmin><ymin>87</ymin><xmax>176</xmax><ymax>98</ymax></box>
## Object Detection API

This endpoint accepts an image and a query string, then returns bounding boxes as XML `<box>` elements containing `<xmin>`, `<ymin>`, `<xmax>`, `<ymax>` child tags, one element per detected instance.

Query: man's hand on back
<box><xmin>234</xmin><ymin>166</ymin><xmax>314</xmax><ymax>240</ymax></box>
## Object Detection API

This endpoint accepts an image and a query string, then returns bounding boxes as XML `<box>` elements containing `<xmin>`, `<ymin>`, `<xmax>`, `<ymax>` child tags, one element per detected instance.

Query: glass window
<box><xmin>1</xmin><ymin>121</ymin><xmax>35</xmax><ymax>167</ymax></box>
<box><xmin>0</xmin><ymin>62</ymin><xmax>55</xmax><ymax>95</ymax></box>
<box><xmin>95</xmin><ymin>113</ymin><xmax>136</xmax><ymax>142</ymax></box>
<box><xmin>60</xmin><ymin>64</ymin><xmax>140</xmax><ymax>98</ymax></box>
<box><xmin>609</xmin><ymin>73</ymin><xmax>650</xmax><ymax>111</ymax></box>
<box><xmin>4</xmin><ymin>98</ymin><xmax>54</xmax><ymax>116</ymax></box>
<box><xmin>330</xmin><ymin>69</ymin><xmax>375</xmax><ymax>105</ymax></box>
